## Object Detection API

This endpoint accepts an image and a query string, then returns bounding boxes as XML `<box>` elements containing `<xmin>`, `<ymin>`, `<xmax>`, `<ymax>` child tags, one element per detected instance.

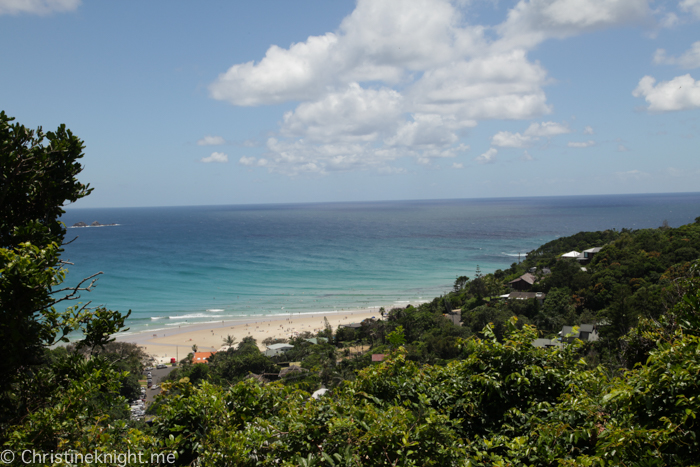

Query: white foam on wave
<box><xmin>206</xmin><ymin>309</ymin><xmax>225</xmax><ymax>312</ymax></box>
<box><xmin>170</xmin><ymin>313</ymin><xmax>223</xmax><ymax>319</ymax></box>
<box><xmin>502</xmin><ymin>252</ymin><xmax>527</xmax><ymax>257</ymax></box>
<box><xmin>151</xmin><ymin>316</ymin><xmax>168</xmax><ymax>320</ymax></box>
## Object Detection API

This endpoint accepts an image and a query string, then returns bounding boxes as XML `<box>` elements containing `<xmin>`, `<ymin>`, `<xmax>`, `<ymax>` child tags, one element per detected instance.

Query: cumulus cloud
<box><xmin>633</xmin><ymin>74</ymin><xmax>700</xmax><ymax>111</ymax></box>
<box><xmin>0</xmin><ymin>0</ymin><xmax>79</xmax><ymax>15</ymax></box>
<box><xmin>408</xmin><ymin>50</ymin><xmax>551</xmax><ymax>121</ymax></box>
<box><xmin>476</xmin><ymin>148</ymin><xmax>498</xmax><ymax>164</ymax></box>
<box><xmin>524</xmin><ymin>121</ymin><xmax>570</xmax><ymax>136</ymax></box>
<box><xmin>207</xmin><ymin>0</ymin><xmax>655</xmax><ymax>176</ymax></box>
<box><xmin>680</xmin><ymin>0</ymin><xmax>700</xmax><ymax>18</ymax></box>
<box><xmin>491</xmin><ymin>120</ymin><xmax>570</xmax><ymax>147</ymax></box>
<box><xmin>201</xmin><ymin>152</ymin><xmax>228</xmax><ymax>163</ymax></box>
<box><xmin>492</xmin><ymin>131</ymin><xmax>535</xmax><ymax>148</ymax></box>
<box><xmin>496</xmin><ymin>0</ymin><xmax>650</xmax><ymax>49</ymax></box>
<box><xmin>281</xmin><ymin>84</ymin><xmax>403</xmax><ymax>143</ymax></box>
<box><xmin>654</xmin><ymin>42</ymin><xmax>700</xmax><ymax>69</ymax></box>
<box><xmin>583</xmin><ymin>126</ymin><xmax>594</xmax><ymax>134</ymax></box>
<box><xmin>568</xmin><ymin>140</ymin><xmax>596</xmax><ymax>147</ymax></box>
<box><xmin>618</xmin><ymin>144</ymin><xmax>630</xmax><ymax>152</ymax></box>
<box><xmin>197</xmin><ymin>135</ymin><xmax>226</xmax><ymax>146</ymax></box>
<box><xmin>239</xmin><ymin>156</ymin><xmax>269</xmax><ymax>167</ymax></box>
<box><xmin>452</xmin><ymin>162</ymin><xmax>464</xmax><ymax>169</ymax></box>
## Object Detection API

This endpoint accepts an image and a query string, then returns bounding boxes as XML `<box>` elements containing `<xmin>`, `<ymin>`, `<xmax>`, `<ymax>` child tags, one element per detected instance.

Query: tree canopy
<box><xmin>0</xmin><ymin>112</ymin><xmax>129</xmax><ymax>437</ymax></box>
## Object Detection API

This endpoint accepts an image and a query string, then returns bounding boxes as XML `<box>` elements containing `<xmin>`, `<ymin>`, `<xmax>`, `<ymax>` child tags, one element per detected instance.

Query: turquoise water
<box><xmin>59</xmin><ymin>193</ymin><xmax>700</xmax><ymax>336</ymax></box>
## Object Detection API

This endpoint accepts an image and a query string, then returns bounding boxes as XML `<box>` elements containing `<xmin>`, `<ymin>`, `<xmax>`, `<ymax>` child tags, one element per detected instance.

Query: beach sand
<box><xmin>115</xmin><ymin>308</ymin><xmax>383</xmax><ymax>363</ymax></box>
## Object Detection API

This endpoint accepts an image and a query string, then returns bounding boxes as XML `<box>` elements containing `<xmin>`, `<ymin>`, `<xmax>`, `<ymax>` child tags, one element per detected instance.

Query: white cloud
<box><xmin>523</xmin><ymin>121</ymin><xmax>571</xmax><ymax>136</ymax></box>
<box><xmin>207</xmin><ymin>0</ymin><xmax>653</xmax><ymax>176</ymax></box>
<box><xmin>633</xmin><ymin>74</ymin><xmax>700</xmax><ymax>111</ymax></box>
<box><xmin>210</xmin><ymin>0</ymin><xmax>549</xmax><ymax>175</ymax></box>
<box><xmin>387</xmin><ymin>114</ymin><xmax>467</xmax><ymax>148</ymax></box>
<box><xmin>0</xmin><ymin>0</ymin><xmax>79</xmax><ymax>15</ymax></box>
<box><xmin>452</xmin><ymin>162</ymin><xmax>464</xmax><ymax>169</ymax></box>
<box><xmin>197</xmin><ymin>135</ymin><xmax>226</xmax><ymax>146</ymax></box>
<box><xmin>409</xmin><ymin>50</ymin><xmax>551</xmax><ymax>121</ymax></box>
<box><xmin>209</xmin><ymin>33</ymin><xmax>339</xmax><ymax>106</ymax></box>
<box><xmin>201</xmin><ymin>152</ymin><xmax>228</xmax><ymax>163</ymax></box>
<box><xmin>239</xmin><ymin>156</ymin><xmax>269</xmax><ymax>167</ymax></box>
<box><xmin>209</xmin><ymin>0</ymin><xmax>484</xmax><ymax>107</ymax></box>
<box><xmin>492</xmin><ymin>131</ymin><xmax>535</xmax><ymax>147</ymax></box>
<box><xmin>496</xmin><ymin>0</ymin><xmax>650</xmax><ymax>49</ymax></box>
<box><xmin>281</xmin><ymin>84</ymin><xmax>403</xmax><ymax>143</ymax></box>
<box><xmin>658</xmin><ymin>12</ymin><xmax>679</xmax><ymax>28</ymax></box>
<box><xmin>475</xmin><ymin>148</ymin><xmax>498</xmax><ymax>164</ymax></box>
<box><xmin>491</xmin><ymin>120</ymin><xmax>570</xmax><ymax>147</ymax></box>
<box><xmin>568</xmin><ymin>140</ymin><xmax>596</xmax><ymax>147</ymax></box>
<box><xmin>680</xmin><ymin>0</ymin><xmax>700</xmax><ymax>18</ymax></box>
<box><xmin>583</xmin><ymin>125</ymin><xmax>594</xmax><ymax>134</ymax></box>
<box><xmin>653</xmin><ymin>42</ymin><xmax>700</xmax><ymax>69</ymax></box>
<box><xmin>618</xmin><ymin>144</ymin><xmax>629</xmax><ymax>152</ymax></box>
<box><xmin>252</xmin><ymin>138</ymin><xmax>406</xmax><ymax>176</ymax></box>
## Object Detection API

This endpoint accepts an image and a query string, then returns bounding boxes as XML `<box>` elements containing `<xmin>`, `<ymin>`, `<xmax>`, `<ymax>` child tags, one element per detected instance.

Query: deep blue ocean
<box><xmin>59</xmin><ymin>193</ymin><xmax>700</xmax><ymax>336</ymax></box>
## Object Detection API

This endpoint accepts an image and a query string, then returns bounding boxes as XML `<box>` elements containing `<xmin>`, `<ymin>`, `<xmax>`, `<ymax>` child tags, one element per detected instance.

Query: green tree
<box><xmin>453</xmin><ymin>275</ymin><xmax>469</xmax><ymax>292</ymax></box>
<box><xmin>222</xmin><ymin>334</ymin><xmax>237</xmax><ymax>347</ymax></box>
<box><xmin>0</xmin><ymin>111</ymin><xmax>129</xmax><ymax>438</ymax></box>
<box><xmin>386</xmin><ymin>325</ymin><xmax>405</xmax><ymax>349</ymax></box>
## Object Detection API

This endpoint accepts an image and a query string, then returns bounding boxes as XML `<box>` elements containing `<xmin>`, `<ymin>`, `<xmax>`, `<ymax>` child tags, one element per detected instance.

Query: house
<box><xmin>279</xmin><ymin>365</ymin><xmax>307</xmax><ymax>378</ymax></box>
<box><xmin>559</xmin><ymin>324</ymin><xmax>599</xmax><ymax>343</ymax></box>
<box><xmin>193</xmin><ymin>351</ymin><xmax>215</xmax><ymax>364</ymax></box>
<box><xmin>303</xmin><ymin>337</ymin><xmax>328</xmax><ymax>345</ymax></box>
<box><xmin>528</xmin><ymin>267</ymin><xmax>552</xmax><ymax>275</ymax></box>
<box><xmin>578</xmin><ymin>247</ymin><xmax>603</xmax><ymax>264</ymax></box>
<box><xmin>509</xmin><ymin>272</ymin><xmax>537</xmax><ymax>291</ymax></box>
<box><xmin>532</xmin><ymin>338</ymin><xmax>563</xmax><ymax>349</ymax></box>
<box><xmin>507</xmin><ymin>291</ymin><xmax>546</xmax><ymax>305</ymax></box>
<box><xmin>263</xmin><ymin>343</ymin><xmax>294</xmax><ymax>357</ymax></box>
<box><xmin>561</xmin><ymin>250</ymin><xmax>582</xmax><ymax>260</ymax></box>
<box><xmin>338</xmin><ymin>322</ymin><xmax>363</xmax><ymax>329</ymax></box>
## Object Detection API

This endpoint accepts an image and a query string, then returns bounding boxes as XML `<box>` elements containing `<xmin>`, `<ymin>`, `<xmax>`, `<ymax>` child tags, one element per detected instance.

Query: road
<box><xmin>143</xmin><ymin>365</ymin><xmax>177</xmax><ymax>404</ymax></box>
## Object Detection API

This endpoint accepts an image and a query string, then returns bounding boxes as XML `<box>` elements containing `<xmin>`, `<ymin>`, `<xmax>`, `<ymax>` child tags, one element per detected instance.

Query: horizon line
<box><xmin>63</xmin><ymin>190</ymin><xmax>700</xmax><ymax>211</ymax></box>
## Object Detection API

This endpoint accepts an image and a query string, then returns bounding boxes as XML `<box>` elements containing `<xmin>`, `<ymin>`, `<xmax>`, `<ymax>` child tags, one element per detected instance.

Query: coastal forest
<box><xmin>2</xmin><ymin>111</ymin><xmax>700</xmax><ymax>465</ymax></box>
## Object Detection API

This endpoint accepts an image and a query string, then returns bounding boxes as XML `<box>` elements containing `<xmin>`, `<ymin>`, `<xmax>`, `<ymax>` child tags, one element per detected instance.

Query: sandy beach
<box><xmin>115</xmin><ymin>308</ymin><xmax>383</xmax><ymax>363</ymax></box>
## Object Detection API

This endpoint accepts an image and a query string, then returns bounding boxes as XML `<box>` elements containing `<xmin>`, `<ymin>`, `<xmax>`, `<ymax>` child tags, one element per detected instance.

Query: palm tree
<box><xmin>191</xmin><ymin>344</ymin><xmax>198</xmax><ymax>353</ymax></box>
<box><xmin>222</xmin><ymin>335</ymin><xmax>237</xmax><ymax>347</ymax></box>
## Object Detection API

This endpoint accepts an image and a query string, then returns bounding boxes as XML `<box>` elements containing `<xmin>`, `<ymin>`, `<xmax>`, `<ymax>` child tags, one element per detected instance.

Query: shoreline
<box><xmin>115</xmin><ymin>307</ymin><xmax>388</xmax><ymax>364</ymax></box>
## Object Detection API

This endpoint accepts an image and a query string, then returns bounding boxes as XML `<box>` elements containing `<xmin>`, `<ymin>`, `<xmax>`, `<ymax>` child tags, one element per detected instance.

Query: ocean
<box><xmin>59</xmin><ymin>193</ymin><xmax>700</xmax><ymax>337</ymax></box>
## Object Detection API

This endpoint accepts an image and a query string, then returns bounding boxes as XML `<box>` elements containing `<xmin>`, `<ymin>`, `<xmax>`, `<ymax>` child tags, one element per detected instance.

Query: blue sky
<box><xmin>2</xmin><ymin>0</ymin><xmax>699</xmax><ymax>208</ymax></box>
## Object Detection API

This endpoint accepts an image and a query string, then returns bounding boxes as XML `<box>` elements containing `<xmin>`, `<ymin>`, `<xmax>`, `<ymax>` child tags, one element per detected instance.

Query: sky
<box><xmin>1</xmin><ymin>0</ymin><xmax>699</xmax><ymax>208</ymax></box>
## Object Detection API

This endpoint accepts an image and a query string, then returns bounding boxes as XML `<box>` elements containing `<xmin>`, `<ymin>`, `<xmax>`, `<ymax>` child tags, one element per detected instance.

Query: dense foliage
<box><xmin>0</xmin><ymin>112</ymin><xmax>129</xmax><ymax>442</ymax></box>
